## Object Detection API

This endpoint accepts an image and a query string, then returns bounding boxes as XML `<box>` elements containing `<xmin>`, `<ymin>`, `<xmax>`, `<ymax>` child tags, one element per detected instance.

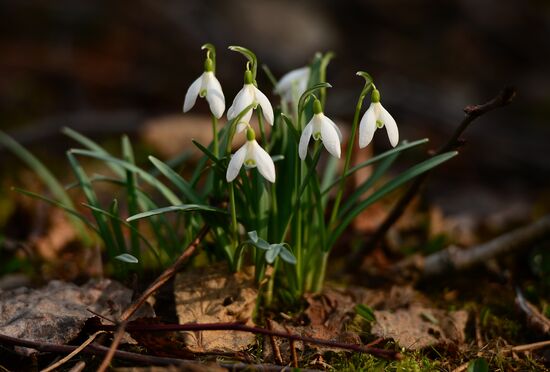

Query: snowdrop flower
<box><xmin>226</xmin><ymin>128</ymin><xmax>276</xmax><ymax>183</ymax></box>
<box><xmin>227</xmin><ymin>70</ymin><xmax>274</xmax><ymax>132</ymax></box>
<box><xmin>299</xmin><ymin>99</ymin><xmax>342</xmax><ymax>160</ymax></box>
<box><xmin>359</xmin><ymin>88</ymin><xmax>398</xmax><ymax>148</ymax></box>
<box><xmin>183</xmin><ymin>58</ymin><xmax>225</xmax><ymax>119</ymax></box>
<box><xmin>274</xmin><ymin>66</ymin><xmax>310</xmax><ymax>106</ymax></box>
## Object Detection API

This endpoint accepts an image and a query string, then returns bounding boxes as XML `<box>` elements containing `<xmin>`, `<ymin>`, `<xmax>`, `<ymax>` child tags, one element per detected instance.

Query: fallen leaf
<box><xmin>173</xmin><ymin>263</ymin><xmax>257</xmax><ymax>352</ymax></box>
<box><xmin>371</xmin><ymin>304</ymin><xmax>468</xmax><ymax>350</ymax></box>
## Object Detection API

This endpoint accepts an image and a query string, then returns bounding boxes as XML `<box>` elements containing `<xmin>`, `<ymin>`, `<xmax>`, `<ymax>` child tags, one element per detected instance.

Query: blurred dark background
<box><xmin>0</xmin><ymin>0</ymin><xmax>549</xmax><ymax>221</ymax></box>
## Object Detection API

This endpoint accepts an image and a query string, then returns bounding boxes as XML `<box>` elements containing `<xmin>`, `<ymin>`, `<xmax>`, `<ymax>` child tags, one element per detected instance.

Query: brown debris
<box><xmin>173</xmin><ymin>264</ymin><xmax>257</xmax><ymax>352</ymax></box>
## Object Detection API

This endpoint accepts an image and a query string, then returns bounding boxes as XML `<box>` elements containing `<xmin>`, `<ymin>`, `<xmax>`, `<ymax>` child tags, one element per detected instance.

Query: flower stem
<box><xmin>211</xmin><ymin>114</ymin><xmax>219</xmax><ymax>158</ymax></box>
<box><xmin>329</xmin><ymin>82</ymin><xmax>372</xmax><ymax>228</ymax></box>
<box><xmin>312</xmin><ymin>251</ymin><xmax>329</xmax><ymax>293</ymax></box>
<box><xmin>228</xmin><ymin>182</ymin><xmax>238</xmax><ymax>248</ymax></box>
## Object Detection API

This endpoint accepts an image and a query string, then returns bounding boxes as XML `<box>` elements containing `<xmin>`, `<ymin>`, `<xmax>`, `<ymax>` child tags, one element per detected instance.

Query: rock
<box><xmin>0</xmin><ymin>279</ymin><xmax>154</xmax><ymax>355</ymax></box>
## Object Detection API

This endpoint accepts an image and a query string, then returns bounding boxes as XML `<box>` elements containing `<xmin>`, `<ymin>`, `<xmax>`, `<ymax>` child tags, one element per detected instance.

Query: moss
<box><xmin>329</xmin><ymin>351</ymin><xmax>444</xmax><ymax>372</ymax></box>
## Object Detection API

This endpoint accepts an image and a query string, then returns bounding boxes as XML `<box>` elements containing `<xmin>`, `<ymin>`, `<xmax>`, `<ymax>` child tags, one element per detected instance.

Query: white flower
<box><xmin>226</xmin><ymin>128</ymin><xmax>276</xmax><ymax>183</ymax></box>
<box><xmin>274</xmin><ymin>66</ymin><xmax>310</xmax><ymax>105</ymax></box>
<box><xmin>358</xmin><ymin>89</ymin><xmax>398</xmax><ymax>148</ymax></box>
<box><xmin>183</xmin><ymin>59</ymin><xmax>225</xmax><ymax>119</ymax></box>
<box><xmin>227</xmin><ymin>70</ymin><xmax>274</xmax><ymax>132</ymax></box>
<box><xmin>299</xmin><ymin>99</ymin><xmax>342</xmax><ymax>160</ymax></box>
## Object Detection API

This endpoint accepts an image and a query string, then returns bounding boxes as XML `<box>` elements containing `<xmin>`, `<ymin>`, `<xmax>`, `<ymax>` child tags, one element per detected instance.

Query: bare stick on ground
<box><xmin>392</xmin><ymin>214</ymin><xmax>550</xmax><ymax>279</ymax></box>
<box><xmin>349</xmin><ymin>86</ymin><xmax>516</xmax><ymax>268</ymax></box>
<box><xmin>93</xmin><ymin>321</ymin><xmax>402</xmax><ymax>360</ymax></box>
<box><xmin>0</xmin><ymin>332</ymin><xmax>318</xmax><ymax>372</ymax></box>
<box><xmin>515</xmin><ymin>285</ymin><xmax>550</xmax><ymax>336</ymax></box>
<box><xmin>97</xmin><ymin>226</ymin><xmax>209</xmax><ymax>372</ymax></box>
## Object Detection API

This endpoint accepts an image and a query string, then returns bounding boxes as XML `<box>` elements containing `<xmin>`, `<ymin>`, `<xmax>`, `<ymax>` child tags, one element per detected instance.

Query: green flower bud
<box><xmin>204</xmin><ymin>58</ymin><xmax>214</xmax><ymax>72</ymax></box>
<box><xmin>371</xmin><ymin>89</ymin><xmax>381</xmax><ymax>103</ymax></box>
<box><xmin>246</xmin><ymin>127</ymin><xmax>255</xmax><ymax>141</ymax></box>
<box><xmin>244</xmin><ymin>70</ymin><xmax>253</xmax><ymax>85</ymax></box>
<box><xmin>313</xmin><ymin>99</ymin><xmax>323</xmax><ymax>115</ymax></box>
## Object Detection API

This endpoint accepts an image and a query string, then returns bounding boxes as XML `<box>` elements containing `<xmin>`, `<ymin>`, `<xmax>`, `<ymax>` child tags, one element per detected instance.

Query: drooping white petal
<box><xmin>299</xmin><ymin>121</ymin><xmax>314</xmax><ymax>160</ymax></box>
<box><xmin>204</xmin><ymin>72</ymin><xmax>225</xmax><ymax>119</ymax></box>
<box><xmin>320</xmin><ymin>115</ymin><xmax>341</xmax><ymax>158</ymax></box>
<box><xmin>227</xmin><ymin>85</ymin><xmax>254</xmax><ymax>120</ymax></box>
<box><xmin>358</xmin><ymin>103</ymin><xmax>377</xmax><ymax>148</ymax></box>
<box><xmin>236</xmin><ymin>120</ymin><xmax>250</xmax><ymax>133</ymax></box>
<box><xmin>275</xmin><ymin>67</ymin><xmax>310</xmax><ymax>95</ymax></box>
<box><xmin>253</xmin><ymin>86</ymin><xmax>274</xmax><ymax>125</ymax></box>
<box><xmin>183</xmin><ymin>75</ymin><xmax>203</xmax><ymax>113</ymax></box>
<box><xmin>226</xmin><ymin>144</ymin><xmax>248</xmax><ymax>182</ymax></box>
<box><xmin>250</xmin><ymin>141</ymin><xmax>276</xmax><ymax>183</ymax></box>
<box><xmin>323</xmin><ymin>116</ymin><xmax>343</xmax><ymax>142</ymax></box>
<box><xmin>379</xmin><ymin>104</ymin><xmax>399</xmax><ymax>147</ymax></box>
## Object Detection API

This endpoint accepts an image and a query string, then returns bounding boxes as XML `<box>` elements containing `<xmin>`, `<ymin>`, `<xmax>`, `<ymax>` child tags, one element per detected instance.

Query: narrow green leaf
<box><xmin>69</xmin><ymin>149</ymin><xmax>182</xmax><ymax>206</ymax></box>
<box><xmin>0</xmin><ymin>131</ymin><xmax>90</xmax><ymax>242</ymax></box>
<box><xmin>122</xmin><ymin>135</ymin><xmax>140</xmax><ymax>259</ymax></box>
<box><xmin>13</xmin><ymin>188</ymin><xmax>98</xmax><ymax>233</ymax></box>
<box><xmin>329</xmin><ymin>151</ymin><xmax>458</xmax><ymax>247</ymax></box>
<box><xmin>323</xmin><ymin>138</ymin><xmax>429</xmax><ymax>194</ymax></box>
<box><xmin>63</xmin><ymin>127</ymin><xmax>124</xmax><ymax>177</ymax></box>
<box><xmin>339</xmin><ymin>151</ymin><xmax>399</xmax><ymax>217</ymax></box>
<box><xmin>355</xmin><ymin>304</ymin><xmax>376</xmax><ymax>322</ymax></box>
<box><xmin>127</xmin><ymin>204</ymin><xmax>228</xmax><ymax>222</ymax></box>
<box><xmin>149</xmin><ymin>156</ymin><xmax>203</xmax><ymax>204</ymax></box>
<box><xmin>114</xmin><ymin>253</ymin><xmax>139</xmax><ymax>264</ymax></box>
<box><xmin>83</xmin><ymin>203</ymin><xmax>161</xmax><ymax>264</ymax></box>
<box><xmin>0</xmin><ymin>131</ymin><xmax>74</xmax><ymax>207</ymax></box>
<box><xmin>67</xmin><ymin>152</ymin><xmax>116</xmax><ymax>251</ymax></box>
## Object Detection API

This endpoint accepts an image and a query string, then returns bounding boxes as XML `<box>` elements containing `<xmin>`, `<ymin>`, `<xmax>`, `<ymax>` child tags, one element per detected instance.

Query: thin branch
<box><xmin>94</xmin><ymin>321</ymin><xmax>402</xmax><ymax>360</ymax></box>
<box><xmin>40</xmin><ymin>331</ymin><xmax>106</xmax><ymax>372</ymax></box>
<box><xmin>97</xmin><ymin>226</ymin><xmax>209</xmax><ymax>372</ymax></box>
<box><xmin>349</xmin><ymin>87</ymin><xmax>516</xmax><ymax>267</ymax></box>
<box><xmin>0</xmin><ymin>332</ymin><xmax>315</xmax><ymax>371</ymax></box>
<box><xmin>507</xmin><ymin>339</ymin><xmax>550</xmax><ymax>353</ymax></box>
<box><xmin>392</xmin><ymin>214</ymin><xmax>550</xmax><ymax>278</ymax></box>
<box><xmin>266</xmin><ymin>318</ymin><xmax>284</xmax><ymax>365</ymax></box>
<box><xmin>515</xmin><ymin>286</ymin><xmax>550</xmax><ymax>336</ymax></box>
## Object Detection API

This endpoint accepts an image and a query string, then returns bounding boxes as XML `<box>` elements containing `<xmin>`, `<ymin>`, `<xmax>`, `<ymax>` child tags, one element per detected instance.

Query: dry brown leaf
<box><xmin>173</xmin><ymin>264</ymin><xmax>257</xmax><ymax>352</ymax></box>
<box><xmin>0</xmin><ymin>279</ymin><xmax>154</xmax><ymax>355</ymax></box>
<box><xmin>371</xmin><ymin>305</ymin><xmax>468</xmax><ymax>350</ymax></box>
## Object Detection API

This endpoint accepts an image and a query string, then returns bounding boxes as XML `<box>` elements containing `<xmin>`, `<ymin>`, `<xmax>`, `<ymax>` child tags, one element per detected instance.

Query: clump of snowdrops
<box><xmin>0</xmin><ymin>43</ymin><xmax>456</xmax><ymax>304</ymax></box>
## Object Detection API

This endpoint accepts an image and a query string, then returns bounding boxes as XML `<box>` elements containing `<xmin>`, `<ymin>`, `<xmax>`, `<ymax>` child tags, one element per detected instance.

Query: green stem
<box><xmin>228</xmin><ymin>182</ymin><xmax>239</xmax><ymax>255</ymax></box>
<box><xmin>329</xmin><ymin>83</ymin><xmax>373</xmax><ymax>228</ymax></box>
<box><xmin>211</xmin><ymin>114</ymin><xmax>219</xmax><ymax>158</ymax></box>
<box><xmin>312</xmin><ymin>251</ymin><xmax>329</xmax><ymax>293</ymax></box>
<box><xmin>265</xmin><ymin>259</ymin><xmax>278</xmax><ymax>307</ymax></box>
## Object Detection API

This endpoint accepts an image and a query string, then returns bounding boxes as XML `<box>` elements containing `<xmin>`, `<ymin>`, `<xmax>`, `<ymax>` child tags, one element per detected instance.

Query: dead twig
<box><xmin>350</xmin><ymin>86</ymin><xmax>516</xmax><ymax>268</ymax></box>
<box><xmin>515</xmin><ymin>286</ymin><xmax>550</xmax><ymax>336</ymax></box>
<box><xmin>392</xmin><ymin>214</ymin><xmax>550</xmax><ymax>278</ymax></box>
<box><xmin>94</xmin><ymin>321</ymin><xmax>402</xmax><ymax>360</ymax></box>
<box><xmin>506</xmin><ymin>339</ymin><xmax>550</xmax><ymax>353</ymax></box>
<box><xmin>289</xmin><ymin>338</ymin><xmax>298</xmax><ymax>368</ymax></box>
<box><xmin>97</xmin><ymin>226</ymin><xmax>209</xmax><ymax>372</ymax></box>
<box><xmin>266</xmin><ymin>318</ymin><xmax>284</xmax><ymax>365</ymax></box>
<box><xmin>0</xmin><ymin>332</ymin><xmax>314</xmax><ymax>371</ymax></box>
<box><xmin>40</xmin><ymin>331</ymin><xmax>106</xmax><ymax>372</ymax></box>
